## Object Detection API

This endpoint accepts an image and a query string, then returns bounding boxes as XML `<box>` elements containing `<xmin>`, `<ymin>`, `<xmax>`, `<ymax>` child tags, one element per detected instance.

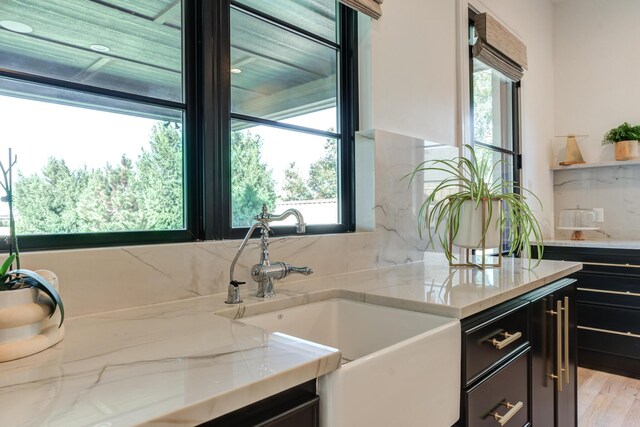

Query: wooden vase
<box><xmin>615</xmin><ymin>140</ymin><xmax>639</xmax><ymax>161</ymax></box>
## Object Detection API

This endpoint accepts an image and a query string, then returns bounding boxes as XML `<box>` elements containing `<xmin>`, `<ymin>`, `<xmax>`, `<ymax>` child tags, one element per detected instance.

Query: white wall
<box><xmin>552</xmin><ymin>0</ymin><xmax>640</xmax><ymax>241</ymax></box>
<box><xmin>361</xmin><ymin>0</ymin><xmax>458</xmax><ymax>146</ymax></box>
<box><xmin>554</xmin><ymin>0</ymin><xmax>640</xmax><ymax>164</ymax></box>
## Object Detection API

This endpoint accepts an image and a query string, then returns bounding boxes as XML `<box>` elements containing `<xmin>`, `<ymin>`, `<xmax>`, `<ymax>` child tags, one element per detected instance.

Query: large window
<box><xmin>0</xmin><ymin>0</ymin><xmax>357</xmax><ymax>250</ymax></box>
<box><xmin>226</xmin><ymin>0</ymin><xmax>356</xmax><ymax>236</ymax></box>
<box><xmin>469</xmin><ymin>17</ymin><xmax>521</xmax><ymax>251</ymax></box>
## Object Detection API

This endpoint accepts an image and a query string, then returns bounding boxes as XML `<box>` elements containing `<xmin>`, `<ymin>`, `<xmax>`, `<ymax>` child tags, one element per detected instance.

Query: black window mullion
<box><xmin>230</xmin><ymin>113</ymin><xmax>341</xmax><ymax>140</ymax></box>
<box><xmin>339</xmin><ymin>5</ymin><xmax>358</xmax><ymax>231</ymax></box>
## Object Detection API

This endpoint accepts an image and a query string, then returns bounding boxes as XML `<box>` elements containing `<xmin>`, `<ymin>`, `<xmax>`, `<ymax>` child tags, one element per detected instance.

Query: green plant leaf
<box><xmin>0</xmin><ymin>254</ymin><xmax>15</xmax><ymax>276</ymax></box>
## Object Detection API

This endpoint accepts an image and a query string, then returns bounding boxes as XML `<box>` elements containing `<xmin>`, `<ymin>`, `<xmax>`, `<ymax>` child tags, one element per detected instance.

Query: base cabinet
<box><xmin>540</xmin><ymin>246</ymin><xmax>640</xmax><ymax>378</ymax></box>
<box><xmin>458</xmin><ymin>278</ymin><xmax>577</xmax><ymax>427</ymax></box>
<box><xmin>530</xmin><ymin>282</ymin><xmax>577</xmax><ymax>426</ymax></box>
<box><xmin>201</xmin><ymin>380</ymin><xmax>319</xmax><ymax>427</ymax></box>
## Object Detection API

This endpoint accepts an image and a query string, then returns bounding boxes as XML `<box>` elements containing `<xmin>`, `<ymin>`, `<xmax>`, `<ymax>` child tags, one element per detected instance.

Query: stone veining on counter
<box><xmin>0</xmin><ymin>301</ymin><xmax>341</xmax><ymax>427</ymax></box>
<box><xmin>0</xmin><ymin>254</ymin><xmax>581</xmax><ymax>426</ymax></box>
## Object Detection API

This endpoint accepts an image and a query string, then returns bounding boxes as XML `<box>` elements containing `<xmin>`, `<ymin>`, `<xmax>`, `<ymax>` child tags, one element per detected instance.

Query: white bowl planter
<box><xmin>452</xmin><ymin>199</ymin><xmax>502</xmax><ymax>249</ymax></box>
<box><xmin>0</xmin><ymin>270</ymin><xmax>64</xmax><ymax>362</ymax></box>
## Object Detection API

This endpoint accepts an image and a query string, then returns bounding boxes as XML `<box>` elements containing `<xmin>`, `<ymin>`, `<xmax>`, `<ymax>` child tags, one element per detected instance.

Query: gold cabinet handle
<box><xmin>556</xmin><ymin>299</ymin><xmax>563</xmax><ymax>392</ymax></box>
<box><xmin>490</xmin><ymin>331</ymin><xmax>522</xmax><ymax>350</ymax></box>
<box><xmin>490</xmin><ymin>401</ymin><xmax>523</xmax><ymax>426</ymax></box>
<box><xmin>564</xmin><ymin>296</ymin><xmax>570</xmax><ymax>385</ymax></box>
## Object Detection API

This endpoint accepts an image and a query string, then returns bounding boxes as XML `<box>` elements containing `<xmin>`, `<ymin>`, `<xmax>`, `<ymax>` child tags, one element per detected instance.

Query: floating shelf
<box><xmin>551</xmin><ymin>159</ymin><xmax>640</xmax><ymax>171</ymax></box>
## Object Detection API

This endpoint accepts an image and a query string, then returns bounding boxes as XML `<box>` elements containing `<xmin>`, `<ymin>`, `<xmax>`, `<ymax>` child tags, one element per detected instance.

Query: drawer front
<box><xmin>466</xmin><ymin>349</ymin><xmax>529</xmax><ymax>427</ymax></box>
<box><xmin>578</xmin><ymin>303</ymin><xmax>640</xmax><ymax>335</ymax></box>
<box><xmin>576</xmin><ymin>273</ymin><xmax>640</xmax><ymax>309</ymax></box>
<box><xmin>464</xmin><ymin>303</ymin><xmax>529</xmax><ymax>385</ymax></box>
<box><xmin>578</xmin><ymin>326</ymin><xmax>640</xmax><ymax>359</ymax></box>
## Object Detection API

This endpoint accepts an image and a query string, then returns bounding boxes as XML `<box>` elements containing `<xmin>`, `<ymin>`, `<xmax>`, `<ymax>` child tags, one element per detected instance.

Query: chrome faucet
<box><xmin>226</xmin><ymin>204</ymin><xmax>314</xmax><ymax>304</ymax></box>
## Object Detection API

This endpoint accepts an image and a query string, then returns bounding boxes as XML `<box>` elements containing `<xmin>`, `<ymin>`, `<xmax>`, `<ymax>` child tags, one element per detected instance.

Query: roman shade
<box><xmin>340</xmin><ymin>0</ymin><xmax>382</xmax><ymax>20</ymax></box>
<box><xmin>472</xmin><ymin>13</ymin><xmax>527</xmax><ymax>81</ymax></box>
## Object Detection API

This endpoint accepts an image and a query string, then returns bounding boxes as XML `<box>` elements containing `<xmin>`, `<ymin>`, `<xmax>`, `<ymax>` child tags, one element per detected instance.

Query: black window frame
<box><xmin>0</xmin><ymin>0</ymin><xmax>358</xmax><ymax>251</ymax></box>
<box><xmin>468</xmin><ymin>10</ymin><xmax>522</xmax><ymax>253</ymax></box>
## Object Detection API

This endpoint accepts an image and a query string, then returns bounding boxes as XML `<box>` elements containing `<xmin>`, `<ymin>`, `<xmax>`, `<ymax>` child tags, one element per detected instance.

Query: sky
<box><xmin>0</xmin><ymin>94</ymin><xmax>334</xmax><ymax>186</ymax></box>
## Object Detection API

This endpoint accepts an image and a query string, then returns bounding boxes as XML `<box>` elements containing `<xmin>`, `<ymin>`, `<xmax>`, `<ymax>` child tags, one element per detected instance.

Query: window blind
<box><xmin>340</xmin><ymin>0</ymin><xmax>382</xmax><ymax>19</ymax></box>
<box><xmin>472</xmin><ymin>13</ymin><xmax>527</xmax><ymax>82</ymax></box>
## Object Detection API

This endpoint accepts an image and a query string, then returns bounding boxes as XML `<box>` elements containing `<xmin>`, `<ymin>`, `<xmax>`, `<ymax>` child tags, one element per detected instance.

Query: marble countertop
<box><xmin>0</xmin><ymin>254</ymin><xmax>581</xmax><ymax>426</ymax></box>
<box><xmin>545</xmin><ymin>239</ymin><xmax>640</xmax><ymax>250</ymax></box>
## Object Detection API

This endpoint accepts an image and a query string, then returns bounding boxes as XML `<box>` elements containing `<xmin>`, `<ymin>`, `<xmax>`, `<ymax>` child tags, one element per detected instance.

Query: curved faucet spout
<box><xmin>258</xmin><ymin>206</ymin><xmax>306</xmax><ymax>233</ymax></box>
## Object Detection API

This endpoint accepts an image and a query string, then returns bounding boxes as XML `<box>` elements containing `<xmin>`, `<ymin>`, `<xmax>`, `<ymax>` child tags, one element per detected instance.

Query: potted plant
<box><xmin>602</xmin><ymin>122</ymin><xmax>640</xmax><ymax>161</ymax></box>
<box><xmin>408</xmin><ymin>145</ymin><xmax>544</xmax><ymax>268</ymax></box>
<box><xmin>0</xmin><ymin>149</ymin><xmax>64</xmax><ymax>362</ymax></box>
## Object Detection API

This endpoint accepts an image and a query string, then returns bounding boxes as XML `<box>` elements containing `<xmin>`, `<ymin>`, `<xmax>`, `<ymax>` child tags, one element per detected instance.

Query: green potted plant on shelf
<box><xmin>602</xmin><ymin>122</ymin><xmax>640</xmax><ymax>161</ymax></box>
<box><xmin>0</xmin><ymin>149</ymin><xmax>64</xmax><ymax>362</ymax></box>
<box><xmin>408</xmin><ymin>145</ymin><xmax>544</xmax><ymax>268</ymax></box>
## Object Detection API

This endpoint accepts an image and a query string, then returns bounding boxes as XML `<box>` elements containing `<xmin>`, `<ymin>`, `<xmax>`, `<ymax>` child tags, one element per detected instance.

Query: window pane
<box><xmin>476</xmin><ymin>146</ymin><xmax>515</xmax><ymax>252</ymax></box>
<box><xmin>0</xmin><ymin>0</ymin><xmax>183</xmax><ymax>102</ymax></box>
<box><xmin>231</xmin><ymin>117</ymin><xmax>339</xmax><ymax>228</ymax></box>
<box><xmin>0</xmin><ymin>80</ymin><xmax>185</xmax><ymax>236</ymax></box>
<box><xmin>230</xmin><ymin>8</ymin><xmax>337</xmax><ymax>131</ymax></box>
<box><xmin>472</xmin><ymin>59</ymin><xmax>514</xmax><ymax>151</ymax></box>
<box><xmin>234</xmin><ymin>0</ymin><xmax>337</xmax><ymax>42</ymax></box>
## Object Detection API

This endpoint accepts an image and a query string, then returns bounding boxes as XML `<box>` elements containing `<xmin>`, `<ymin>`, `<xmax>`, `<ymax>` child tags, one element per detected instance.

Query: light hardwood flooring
<box><xmin>578</xmin><ymin>367</ymin><xmax>640</xmax><ymax>426</ymax></box>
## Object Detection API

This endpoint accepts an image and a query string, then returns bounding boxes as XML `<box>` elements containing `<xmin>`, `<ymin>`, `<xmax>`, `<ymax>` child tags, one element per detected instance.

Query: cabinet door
<box><xmin>530</xmin><ymin>283</ymin><xmax>577</xmax><ymax>427</ymax></box>
<box><xmin>531</xmin><ymin>294</ymin><xmax>555</xmax><ymax>427</ymax></box>
<box><xmin>555</xmin><ymin>285</ymin><xmax>577</xmax><ymax>427</ymax></box>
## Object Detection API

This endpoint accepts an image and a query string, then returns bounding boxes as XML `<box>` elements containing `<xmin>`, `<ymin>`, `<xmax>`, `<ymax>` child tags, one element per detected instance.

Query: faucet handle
<box><xmin>225</xmin><ymin>280</ymin><xmax>246</xmax><ymax>304</ymax></box>
<box><xmin>285</xmin><ymin>265</ymin><xmax>314</xmax><ymax>276</ymax></box>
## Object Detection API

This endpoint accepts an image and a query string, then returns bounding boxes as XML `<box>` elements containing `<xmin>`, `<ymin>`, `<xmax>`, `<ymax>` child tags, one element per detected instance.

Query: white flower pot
<box><xmin>452</xmin><ymin>199</ymin><xmax>502</xmax><ymax>249</ymax></box>
<box><xmin>0</xmin><ymin>270</ymin><xmax>64</xmax><ymax>362</ymax></box>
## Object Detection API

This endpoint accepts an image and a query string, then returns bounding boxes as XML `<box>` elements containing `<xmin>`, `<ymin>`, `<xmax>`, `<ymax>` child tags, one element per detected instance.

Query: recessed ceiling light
<box><xmin>0</xmin><ymin>20</ymin><xmax>33</xmax><ymax>34</ymax></box>
<box><xmin>90</xmin><ymin>44</ymin><xmax>110</xmax><ymax>53</ymax></box>
<box><xmin>230</xmin><ymin>68</ymin><xmax>242</xmax><ymax>74</ymax></box>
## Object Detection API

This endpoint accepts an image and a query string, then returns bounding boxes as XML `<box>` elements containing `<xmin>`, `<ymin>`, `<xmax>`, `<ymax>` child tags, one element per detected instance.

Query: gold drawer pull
<box><xmin>490</xmin><ymin>331</ymin><xmax>522</xmax><ymax>350</ymax></box>
<box><xmin>577</xmin><ymin>287</ymin><xmax>640</xmax><ymax>298</ymax></box>
<box><xmin>490</xmin><ymin>401</ymin><xmax>523</xmax><ymax>426</ymax></box>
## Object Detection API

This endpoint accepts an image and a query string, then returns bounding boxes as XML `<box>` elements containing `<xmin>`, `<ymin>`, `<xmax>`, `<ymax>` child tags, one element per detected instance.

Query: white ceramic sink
<box><xmin>240</xmin><ymin>298</ymin><xmax>461</xmax><ymax>427</ymax></box>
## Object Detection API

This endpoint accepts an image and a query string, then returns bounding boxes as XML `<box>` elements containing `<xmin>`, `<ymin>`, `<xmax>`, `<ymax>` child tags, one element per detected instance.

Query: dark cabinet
<box><xmin>529</xmin><ymin>282</ymin><xmax>577</xmax><ymax>427</ymax></box>
<box><xmin>458</xmin><ymin>278</ymin><xmax>577</xmax><ymax>427</ymax></box>
<box><xmin>201</xmin><ymin>380</ymin><xmax>319</xmax><ymax>427</ymax></box>
<box><xmin>540</xmin><ymin>245</ymin><xmax>640</xmax><ymax>378</ymax></box>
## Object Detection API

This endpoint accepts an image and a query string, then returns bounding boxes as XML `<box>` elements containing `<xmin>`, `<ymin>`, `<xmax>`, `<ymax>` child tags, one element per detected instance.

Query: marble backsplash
<box><xmin>553</xmin><ymin>164</ymin><xmax>640</xmax><ymax>240</ymax></box>
<box><xmin>19</xmin><ymin>129</ymin><xmax>456</xmax><ymax>318</ymax></box>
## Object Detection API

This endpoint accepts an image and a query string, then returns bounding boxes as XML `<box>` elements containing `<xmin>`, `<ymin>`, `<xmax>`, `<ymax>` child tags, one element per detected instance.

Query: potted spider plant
<box><xmin>0</xmin><ymin>149</ymin><xmax>64</xmax><ymax>362</ymax></box>
<box><xmin>408</xmin><ymin>145</ymin><xmax>544</xmax><ymax>268</ymax></box>
<box><xmin>602</xmin><ymin>122</ymin><xmax>640</xmax><ymax>161</ymax></box>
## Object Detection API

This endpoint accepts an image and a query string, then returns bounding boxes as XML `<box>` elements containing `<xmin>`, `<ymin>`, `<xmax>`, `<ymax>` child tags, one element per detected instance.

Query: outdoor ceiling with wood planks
<box><xmin>0</xmin><ymin>0</ymin><xmax>339</xmax><ymax>122</ymax></box>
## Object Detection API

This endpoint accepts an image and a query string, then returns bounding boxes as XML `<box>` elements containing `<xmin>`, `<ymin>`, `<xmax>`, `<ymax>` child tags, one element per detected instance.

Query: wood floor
<box><xmin>578</xmin><ymin>367</ymin><xmax>640</xmax><ymax>426</ymax></box>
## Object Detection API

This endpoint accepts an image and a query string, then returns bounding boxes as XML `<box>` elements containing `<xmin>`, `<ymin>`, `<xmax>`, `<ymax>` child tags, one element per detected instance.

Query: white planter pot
<box><xmin>0</xmin><ymin>270</ymin><xmax>64</xmax><ymax>362</ymax></box>
<box><xmin>452</xmin><ymin>199</ymin><xmax>502</xmax><ymax>249</ymax></box>
<box><xmin>0</xmin><ymin>288</ymin><xmax>42</xmax><ymax>345</ymax></box>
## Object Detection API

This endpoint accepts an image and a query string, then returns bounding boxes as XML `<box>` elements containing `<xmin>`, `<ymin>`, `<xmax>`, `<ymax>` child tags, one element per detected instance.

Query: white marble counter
<box><xmin>544</xmin><ymin>239</ymin><xmax>640</xmax><ymax>250</ymax></box>
<box><xmin>0</xmin><ymin>254</ymin><xmax>580</xmax><ymax>426</ymax></box>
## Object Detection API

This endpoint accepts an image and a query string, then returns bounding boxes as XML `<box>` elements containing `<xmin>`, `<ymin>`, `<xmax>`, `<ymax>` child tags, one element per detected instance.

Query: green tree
<box><xmin>76</xmin><ymin>156</ymin><xmax>143</xmax><ymax>231</ymax></box>
<box><xmin>14</xmin><ymin>158</ymin><xmax>88</xmax><ymax>234</ymax></box>
<box><xmin>308</xmin><ymin>138</ymin><xmax>337</xmax><ymax>199</ymax></box>
<box><xmin>282</xmin><ymin>162</ymin><xmax>312</xmax><ymax>201</ymax></box>
<box><xmin>231</xmin><ymin>130</ymin><xmax>276</xmax><ymax>227</ymax></box>
<box><xmin>137</xmin><ymin>122</ymin><xmax>184</xmax><ymax>230</ymax></box>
